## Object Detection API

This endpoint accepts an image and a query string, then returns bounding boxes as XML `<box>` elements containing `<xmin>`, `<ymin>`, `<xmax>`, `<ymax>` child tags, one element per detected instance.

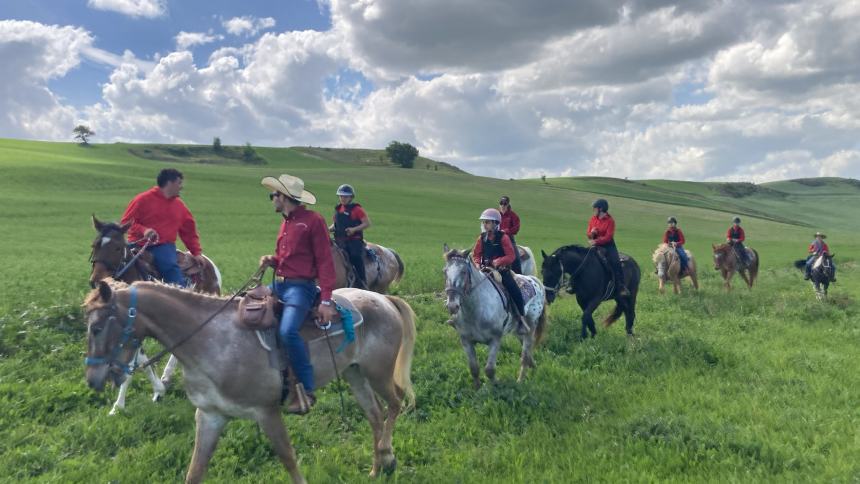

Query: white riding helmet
<box><xmin>479</xmin><ymin>208</ymin><xmax>502</xmax><ymax>223</ymax></box>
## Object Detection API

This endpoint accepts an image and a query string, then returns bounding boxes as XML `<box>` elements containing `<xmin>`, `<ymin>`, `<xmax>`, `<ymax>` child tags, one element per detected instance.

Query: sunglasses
<box><xmin>268</xmin><ymin>192</ymin><xmax>281</xmax><ymax>201</ymax></box>
<box><xmin>499</xmin><ymin>200</ymin><xmax>509</xmax><ymax>205</ymax></box>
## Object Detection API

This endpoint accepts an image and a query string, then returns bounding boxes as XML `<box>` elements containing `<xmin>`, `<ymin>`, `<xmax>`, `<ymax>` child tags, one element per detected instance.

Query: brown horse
<box><xmin>84</xmin><ymin>280</ymin><xmax>415</xmax><ymax>483</ymax></box>
<box><xmin>652</xmin><ymin>243</ymin><xmax>699</xmax><ymax>294</ymax></box>
<box><xmin>89</xmin><ymin>215</ymin><xmax>222</xmax><ymax>414</ymax></box>
<box><xmin>331</xmin><ymin>241</ymin><xmax>404</xmax><ymax>293</ymax></box>
<box><xmin>712</xmin><ymin>243</ymin><xmax>759</xmax><ymax>290</ymax></box>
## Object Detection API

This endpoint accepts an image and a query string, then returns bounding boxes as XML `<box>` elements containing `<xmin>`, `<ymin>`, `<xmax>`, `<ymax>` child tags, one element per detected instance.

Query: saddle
<box><xmin>131</xmin><ymin>248</ymin><xmax>203</xmax><ymax>285</ymax></box>
<box><xmin>479</xmin><ymin>267</ymin><xmax>536</xmax><ymax>314</ymax></box>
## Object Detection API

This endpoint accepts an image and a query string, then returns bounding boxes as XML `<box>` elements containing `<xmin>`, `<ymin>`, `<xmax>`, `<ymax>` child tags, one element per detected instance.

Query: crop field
<box><xmin>1</xmin><ymin>138</ymin><xmax>858</xmax><ymax>482</ymax></box>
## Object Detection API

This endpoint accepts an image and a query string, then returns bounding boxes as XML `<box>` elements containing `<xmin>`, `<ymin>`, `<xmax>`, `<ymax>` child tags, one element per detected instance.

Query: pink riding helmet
<box><xmin>479</xmin><ymin>208</ymin><xmax>502</xmax><ymax>223</ymax></box>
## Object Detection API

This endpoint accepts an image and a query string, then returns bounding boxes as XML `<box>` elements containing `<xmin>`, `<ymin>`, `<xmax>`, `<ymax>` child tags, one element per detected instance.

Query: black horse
<box><xmin>794</xmin><ymin>253</ymin><xmax>835</xmax><ymax>301</ymax></box>
<box><xmin>541</xmin><ymin>245</ymin><xmax>641</xmax><ymax>339</ymax></box>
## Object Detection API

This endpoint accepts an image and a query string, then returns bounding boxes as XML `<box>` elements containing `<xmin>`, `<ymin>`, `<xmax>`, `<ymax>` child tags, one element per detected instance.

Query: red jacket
<box><xmin>500</xmin><ymin>209</ymin><xmax>520</xmax><ymax>236</ymax></box>
<box><xmin>587</xmin><ymin>213</ymin><xmax>616</xmax><ymax>246</ymax></box>
<box><xmin>273</xmin><ymin>206</ymin><xmax>336</xmax><ymax>301</ymax></box>
<box><xmin>121</xmin><ymin>187</ymin><xmax>202</xmax><ymax>256</ymax></box>
<box><xmin>472</xmin><ymin>231</ymin><xmax>516</xmax><ymax>268</ymax></box>
<box><xmin>663</xmin><ymin>227</ymin><xmax>685</xmax><ymax>245</ymax></box>
<box><xmin>726</xmin><ymin>225</ymin><xmax>745</xmax><ymax>242</ymax></box>
<box><xmin>808</xmin><ymin>240</ymin><xmax>829</xmax><ymax>254</ymax></box>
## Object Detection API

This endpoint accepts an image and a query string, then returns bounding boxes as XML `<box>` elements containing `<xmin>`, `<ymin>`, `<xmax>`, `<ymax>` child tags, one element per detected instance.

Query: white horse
<box><xmin>517</xmin><ymin>245</ymin><xmax>536</xmax><ymax>276</ymax></box>
<box><xmin>443</xmin><ymin>244</ymin><xmax>547</xmax><ymax>388</ymax></box>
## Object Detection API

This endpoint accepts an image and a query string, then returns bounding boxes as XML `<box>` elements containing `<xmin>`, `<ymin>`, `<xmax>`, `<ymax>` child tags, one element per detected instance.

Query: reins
<box><xmin>546</xmin><ymin>246</ymin><xmax>594</xmax><ymax>295</ymax></box>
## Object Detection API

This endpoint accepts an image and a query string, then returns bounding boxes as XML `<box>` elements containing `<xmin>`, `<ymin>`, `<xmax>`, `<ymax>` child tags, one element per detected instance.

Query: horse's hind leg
<box><xmin>343</xmin><ymin>366</ymin><xmax>385</xmax><ymax>477</ymax></box>
<box><xmin>624</xmin><ymin>301</ymin><xmax>636</xmax><ymax>336</ymax></box>
<box><xmin>362</xmin><ymin>366</ymin><xmax>405</xmax><ymax>476</ymax></box>
<box><xmin>460</xmin><ymin>337</ymin><xmax>481</xmax><ymax>389</ymax></box>
<box><xmin>485</xmin><ymin>337</ymin><xmax>501</xmax><ymax>383</ymax></box>
<box><xmin>518</xmin><ymin>333</ymin><xmax>536</xmax><ymax>383</ymax></box>
<box><xmin>161</xmin><ymin>354</ymin><xmax>179</xmax><ymax>387</ymax></box>
<box><xmin>186</xmin><ymin>409</ymin><xmax>229</xmax><ymax>484</ymax></box>
<box><xmin>690</xmin><ymin>271</ymin><xmax>699</xmax><ymax>290</ymax></box>
<box><xmin>738</xmin><ymin>270</ymin><xmax>752</xmax><ymax>289</ymax></box>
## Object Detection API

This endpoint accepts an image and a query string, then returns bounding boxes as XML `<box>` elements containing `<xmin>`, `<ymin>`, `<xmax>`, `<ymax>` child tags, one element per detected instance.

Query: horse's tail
<box><xmin>534</xmin><ymin>301</ymin><xmax>548</xmax><ymax>345</ymax></box>
<box><xmin>749</xmin><ymin>249</ymin><xmax>760</xmax><ymax>284</ymax></box>
<box><xmin>793</xmin><ymin>259</ymin><xmax>807</xmax><ymax>269</ymax></box>
<box><xmin>386</xmin><ymin>295</ymin><xmax>416</xmax><ymax>411</ymax></box>
<box><xmin>392</xmin><ymin>249</ymin><xmax>405</xmax><ymax>283</ymax></box>
<box><xmin>602</xmin><ymin>303</ymin><xmax>624</xmax><ymax>327</ymax></box>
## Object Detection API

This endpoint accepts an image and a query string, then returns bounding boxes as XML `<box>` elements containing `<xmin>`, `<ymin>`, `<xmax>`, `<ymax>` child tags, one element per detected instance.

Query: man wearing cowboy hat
<box><xmin>121</xmin><ymin>168</ymin><xmax>207</xmax><ymax>286</ymax></box>
<box><xmin>804</xmin><ymin>232</ymin><xmax>835</xmax><ymax>281</ymax></box>
<box><xmin>259</xmin><ymin>174</ymin><xmax>338</xmax><ymax>414</ymax></box>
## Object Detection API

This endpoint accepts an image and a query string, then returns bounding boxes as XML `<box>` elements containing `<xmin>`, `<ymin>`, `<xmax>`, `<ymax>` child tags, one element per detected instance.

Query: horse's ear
<box><xmin>92</xmin><ymin>214</ymin><xmax>104</xmax><ymax>231</ymax></box>
<box><xmin>712</xmin><ymin>243</ymin><xmax>716</xmax><ymax>249</ymax></box>
<box><xmin>97</xmin><ymin>280</ymin><xmax>112</xmax><ymax>302</ymax></box>
<box><xmin>120</xmin><ymin>220</ymin><xmax>133</xmax><ymax>233</ymax></box>
<box><xmin>541</xmin><ymin>249</ymin><xmax>548</xmax><ymax>258</ymax></box>
<box><xmin>443</xmin><ymin>243</ymin><xmax>450</xmax><ymax>253</ymax></box>
<box><xmin>463</xmin><ymin>248</ymin><xmax>472</xmax><ymax>259</ymax></box>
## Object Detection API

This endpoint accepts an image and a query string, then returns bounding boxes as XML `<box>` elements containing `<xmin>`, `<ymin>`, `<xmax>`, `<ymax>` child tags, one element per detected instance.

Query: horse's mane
<box><xmin>652</xmin><ymin>243</ymin><xmax>671</xmax><ymax>262</ymax></box>
<box><xmin>713</xmin><ymin>243</ymin><xmax>732</xmax><ymax>252</ymax></box>
<box><xmin>134</xmin><ymin>280</ymin><xmax>229</xmax><ymax>303</ymax></box>
<box><xmin>552</xmin><ymin>244</ymin><xmax>590</xmax><ymax>256</ymax></box>
<box><xmin>83</xmin><ymin>278</ymin><xmax>129</xmax><ymax>306</ymax></box>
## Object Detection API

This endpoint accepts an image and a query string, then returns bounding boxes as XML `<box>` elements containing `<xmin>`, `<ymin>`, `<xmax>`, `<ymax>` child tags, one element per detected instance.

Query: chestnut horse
<box><xmin>84</xmin><ymin>280</ymin><xmax>415</xmax><ymax>482</ymax></box>
<box><xmin>652</xmin><ymin>243</ymin><xmax>699</xmax><ymax>294</ymax></box>
<box><xmin>89</xmin><ymin>215</ymin><xmax>221</xmax><ymax>414</ymax></box>
<box><xmin>712</xmin><ymin>243</ymin><xmax>759</xmax><ymax>290</ymax></box>
<box><xmin>331</xmin><ymin>241</ymin><xmax>404</xmax><ymax>293</ymax></box>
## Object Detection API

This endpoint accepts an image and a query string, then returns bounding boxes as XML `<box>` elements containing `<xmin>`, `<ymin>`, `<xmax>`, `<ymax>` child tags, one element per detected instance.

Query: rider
<box><xmin>726</xmin><ymin>216</ymin><xmax>749</xmax><ymax>268</ymax></box>
<box><xmin>587</xmin><ymin>199</ymin><xmax>630</xmax><ymax>297</ymax></box>
<box><xmin>804</xmin><ymin>232</ymin><xmax>835</xmax><ymax>281</ymax></box>
<box><xmin>472</xmin><ymin>208</ymin><xmax>530</xmax><ymax>335</ymax></box>
<box><xmin>663</xmin><ymin>217</ymin><xmax>689</xmax><ymax>274</ymax></box>
<box><xmin>259</xmin><ymin>174</ymin><xmax>338</xmax><ymax>414</ymax></box>
<box><xmin>498</xmin><ymin>195</ymin><xmax>522</xmax><ymax>274</ymax></box>
<box><xmin>330</xmin><ymin>184</ymin><xmax>372</xmax><ymax>289</ymax></box>
<box><xmin>121</xmin><ymin>168</ymin><xmax>206</xmax><ymax>287</ymax></box>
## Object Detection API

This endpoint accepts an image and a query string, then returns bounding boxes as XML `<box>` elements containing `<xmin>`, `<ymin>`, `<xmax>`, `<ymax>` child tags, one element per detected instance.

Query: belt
<box><xmin>274</xmin><ymin>276</ymin><xmax>315</xmax><ymax>284</ymax></box>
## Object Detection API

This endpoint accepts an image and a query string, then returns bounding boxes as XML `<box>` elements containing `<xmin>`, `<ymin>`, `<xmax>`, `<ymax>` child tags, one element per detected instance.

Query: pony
<box><xmin>516</xmin><ymin>245</ymin><xmax>537</xmax><ymax>276</ymax></box>
<box><xmin>541</xmin><ymin>245</ymin><xmax>641</xmax><ymax>339</ymax></box>
<box><xmin>442</xmin><ymin>245</ymin><xmax>547</xmax><ymax>389</ymax></box>
<box><xmin>652</xmin><ymin>243</ymin><xmax>699</xmax><ymax>294</ymax></box>
<box><xmin>712</xmin><ymin>243</ymin><xmax>759</xmax><ymax>290</ymax></box>
<box><xmin>89</xmin><ymin>215</ymin><xmax>222</xmax><ymax>415</ymax></box>
<box><xmin>331</xmin><ymin>241</ymin><xmax>404</xmax><ymax>293</ymax></box>
<box><xmin>84</xmin><ymin>280</ymin><xmax>415</xmax><ymax>482</ymax></box>
<box><xmin>794</xmin><ymin>253</ymin><xmax>835</xmax><ymax>301</ymax></box>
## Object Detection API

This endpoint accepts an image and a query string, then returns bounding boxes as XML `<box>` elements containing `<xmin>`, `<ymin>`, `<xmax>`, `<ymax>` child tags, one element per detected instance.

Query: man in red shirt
<box><xmin>472</xmin><ymin>208</ymin><xmax>529</xmax><ymax>335</ymax></box>
<box><xmin>331</xmin><ymin>184</ymin><xmax>372</xmax><ymax>289</ymax></box>
<box><xmin>121</xmin><ymin>168</ymin><xmax>205</xmax><ymax>287</ymax></box>
<box><xmin>725</xmin><ymin>216</ymin><xmax>749</xmax><ymax>268</ymax></box>
<box><xmin>498</xmin><ymin>195</ymin><xmax>523</xmax><ymax>274</ymax></box>
<box><xmin>259</xmin><ymin>174</ymin><xmax>338</xmax><ymax>414</ymax></box>
<box><xmin>587</xmin><ymin>199</ymin><xmax>630</xmax><ymax>296</ymax></box>
<box><xmin>804</xmin><ymin>231</ymin><xmax>834</xmax><ymax>281</ymax></box>
<box><xmin>663</xmin><ymin>216</ymin><xmax>689</xmax><ymax>273</ymax></box>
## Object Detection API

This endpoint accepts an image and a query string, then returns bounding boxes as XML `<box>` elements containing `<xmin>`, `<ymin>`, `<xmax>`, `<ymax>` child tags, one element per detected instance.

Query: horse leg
<box><xmin>185</xmin><ymin>409</ymin><xmax>229</xmax><ymax>484</ymax></box>
<box><xmin>658</xmin><ymin>277</ymin><xmax>665</xmax><ymax>294</ymax></box>
<box><xmin>161</xmin><ymin>354</ymin><xmax>179</xmax><ymax>387</ymax></box>
<box><xmin>584</xmin><ymin>300</ymin><xmax>601</xmax><ymax>337</ymax></box>
<box><xmin>362</xmin><ymin>366</ymin><xmax>404</xmax><ymax>476</ymax></box>
<box><xmin>256</xmin><ymin>407</ymin><xmax>306</xmax><ymax>484</ymax></box>
<box><xmin>460</xmin><ymin>337</ymin><xmax>481</xmax><ymax>389</ymax></box>
<box><xmin>343</xmin><ymin>366</ymin><xmax>385</xmax><ymax>477</ymax></box>
<box><xmin>690</xmin><ymin>270</ymin><xmax>699</xmax><ymax>290</ymax></box>
<box><xmin>738</xmin><ymin>269</ymin><xmax>752</xmax><ymax>289</ymax></box>
<box><xmin>517</xmin><ymin>333</ymin><xmax>536</xmax><ymax>383</ymax></box>
<box><xmin>110</xmin><ymin>370</ymin><xmax>132</xmax><ymax>415</ymax></box>
<box><xmin>624</xmin><ymin>300</ymin><xmax>636</xmax><ymax>336</ymax></box>
<box><xmin>672</xmin><ymin>275</ymin><xmax>681</xmax><ymax>294</ymax></box>
<box><xmin>136</xmin><ymin>349</ymin><xmax>166</xmax><ymax>402</ymax></box>
<box><xmin>485</xmin><ymin>337</ymin><xmax>502</xmax><ymax>383</ymax></box>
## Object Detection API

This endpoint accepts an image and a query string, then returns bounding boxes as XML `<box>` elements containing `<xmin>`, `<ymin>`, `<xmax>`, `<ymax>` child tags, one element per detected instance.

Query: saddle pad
<box><xmin>514</xmin><ymin>275</ymin><xmax>537</xmax><ymax>302</ymax></box>
<box><xmin>299</xmin><ymin>293</ymin><xmax>364</xmax><ymax>344</ymax></box>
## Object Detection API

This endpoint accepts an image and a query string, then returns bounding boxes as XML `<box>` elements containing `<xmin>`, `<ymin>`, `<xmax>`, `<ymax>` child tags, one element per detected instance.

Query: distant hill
<box><xmin>291</xmin><ymin>146</ymin><xmax>467</xmax><ymax>174</ymax></box>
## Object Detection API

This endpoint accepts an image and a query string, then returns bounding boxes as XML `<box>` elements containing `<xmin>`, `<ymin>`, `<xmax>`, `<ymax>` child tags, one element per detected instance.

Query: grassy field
<box><xmin>1</xmin><ymin>138</ymin><xmax>858</xmax><ymax>482</ymax></box>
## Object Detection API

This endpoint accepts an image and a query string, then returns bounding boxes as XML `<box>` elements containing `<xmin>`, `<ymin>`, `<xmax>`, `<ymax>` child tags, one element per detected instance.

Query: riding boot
<box><xmin>514</xmin><ymin>311</ymin><xmax>531</xmax><ymax>335</ymax></box>
<box><xmin>285</xmin><ymin>382</ymin><xmax>316</xmax><ymax>415</ymax></box>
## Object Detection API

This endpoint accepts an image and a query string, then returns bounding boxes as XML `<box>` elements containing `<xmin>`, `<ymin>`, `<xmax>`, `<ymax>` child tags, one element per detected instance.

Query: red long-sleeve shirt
<box><xmin>808</xmin><ymin>240</ymin><xmax>829</xmax><ymax>254</ymax></box>
<box><xmin>500</xmin><ymin>209</ymin><xmax>520</xmax><ymax>236</ymax></box>
<box><xmin>121</xmin><ymin>187</ymin><xmax>202</xmax><ymax>256</ymax></box>
<box><xmin>273</xmin><ymin>206</ymin><xmax>336</xmax><ymax>301</ymax></box>
<box><xmin>726</xmin><ymin>226</ymin><xmax>745</xmax><ymax>242</ymax></box>
<box><xmin>472</xmin><ymin>231</ymin><xmax>516</xmax><ymax>268</ymax></box>
<box><xmin>587</xmin><ymin>213</ymin><xmax>616</xmax><ymax>246</ymax></box>
<box><xmin>663</xmin><ymin>227</ymin><xmax>686</xmax><ymax>245</ymax></box>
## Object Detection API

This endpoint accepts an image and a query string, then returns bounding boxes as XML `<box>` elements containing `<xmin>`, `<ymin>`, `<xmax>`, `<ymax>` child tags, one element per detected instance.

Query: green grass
<box><xmin>1</xmin><ymin>138</ymin><xmax>859</xmax><ymax>482</ymax></box>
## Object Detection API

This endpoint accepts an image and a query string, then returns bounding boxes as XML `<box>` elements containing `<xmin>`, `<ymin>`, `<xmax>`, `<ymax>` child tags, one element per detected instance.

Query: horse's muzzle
<box><xmin>86</xmin><ymin>365</ymin><xmax>109</xmax><ymax>392</ymax></box>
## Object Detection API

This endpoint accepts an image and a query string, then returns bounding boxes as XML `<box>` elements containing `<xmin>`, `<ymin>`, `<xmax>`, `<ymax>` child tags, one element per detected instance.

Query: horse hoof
<box><xmin>152</xmin><ymin>393</ymin><xmax>163</xmax><ymax>403</ymax></box>
<box><xmin>109</xmin><ymin>407</ymin><xmax>120</xmax><ymax>416</ymax></box>
<box><xmin>382</xmin><ymin>455</ymin><xmax>397</xmax><ymax>475</ymax></box>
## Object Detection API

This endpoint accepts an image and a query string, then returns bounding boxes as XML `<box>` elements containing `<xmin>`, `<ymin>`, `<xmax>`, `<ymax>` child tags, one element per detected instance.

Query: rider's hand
<box><xmin>144</xmin><ymin>228</ymin><xmax>159</xmax><ymax>242</ymax></box>
<box><xmin>192</xmin><ymin>254</ymin><xmax>207</xmax><ymax>267</ymax></box>
<box><xmin>345</xmin><ymin>227</ymin><xmax>354</xmax><ymax>236</ymax></box>
<box><xmin>588</xmin><ymin>239</ymin><xmax>596</xmax><ymax>246</ymax></box>
<box><xmin>317</xmin><ymin>302</ymin><xmax>338</xmax><ymax>324</ymax></box>
<box><xmin>259</xmin><ymin>255</ymin><xmax>276</xmax><ymax>268</ymax></box>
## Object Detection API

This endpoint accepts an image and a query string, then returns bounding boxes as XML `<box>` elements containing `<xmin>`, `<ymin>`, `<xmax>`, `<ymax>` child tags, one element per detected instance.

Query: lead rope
<box><xmin>320</xmin><ymin>320</ymin><xmax>350</xmax><ymax>429</ymax></box>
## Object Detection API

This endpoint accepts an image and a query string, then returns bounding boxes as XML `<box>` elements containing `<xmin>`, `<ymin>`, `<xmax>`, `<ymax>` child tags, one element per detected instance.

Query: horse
<box><xmin>89</xmin><ymin>215</ymin><xmax>222</xmax><ymax>415</ymax></box>
<box><xmin>652</xmin><ymin>243</ymin><xmax>699</xmax><ymax>294</ymax></box>
<box><xmin>517</xmin><ymin>245</ymin><xmax>537</xmax><ymax>276</ymax></box>
<box><xmin>331</xmin><ymin>241</ymin><xmax>404</xmax><ymax>293</ymax></box>
<box><xmin>84</xmin><ymin>280</ymin><xmax>415</xmax><ymax>483</ymax></box>
<box><xmin>794</xmin><ymin>253</ymin><xmax>835</xmax><ymax>301</ymax></box>
<box><xmin>540</xmin><ymin>245</ymin><xmax>641</xmax><ymax>339</ymax></box>
<box><xmin>442</xmin><ymin>245</ymin><xmax>547</xmax><ymax>389</ymax></box>
<box><xmin>712</xmin><ymin>243</ymin><xmax>759</xmax><ymax>290</ymax></box>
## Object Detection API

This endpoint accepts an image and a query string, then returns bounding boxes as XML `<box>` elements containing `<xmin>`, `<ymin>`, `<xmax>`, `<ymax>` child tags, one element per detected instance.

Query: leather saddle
<box><xmin>131</xmin><ymin>248</ymin><xmax>203</xmax><ymax>283</ymax></box>
<box><xmin>237</xmin><ymin>286</ymin><xmax>362</xmax><ymax>339</ymax></box>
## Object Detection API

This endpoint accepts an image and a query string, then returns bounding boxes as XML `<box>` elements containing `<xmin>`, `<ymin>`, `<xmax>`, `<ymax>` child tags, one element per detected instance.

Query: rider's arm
<box><xmin>120</xmin><ymin>193</ymin><xmax>150</xmax><ymax>243</ymax></box>
<box><xmin>494</xmin><ymin>234</ymin><xmax>516</xmax><ymax>267</ymax></box>
<box><xmin>662</xmin><ymin>230</ymin><xmax>670</xmax><ymax>244</ymax></box>
<box><xmin>177</xmin><ymin>202</ymin><xmax>202</xmax><ymax>256</ymax></box>
<box><xmin>311</xmin><ymin>214</ymin><xmax>337</xmax><ymax>301</ymax></box>
<box><xmin>677</xmin><ymin>229</ymin><xmax>685</xmax><ymax>245</ymax></box>
<box><xmin>472</xmin><ymin>236</ymin><xmax>483</xmax><ymax>266</ymax></box>
<box><xmin>593</xmin><ymin>217</ymin><xmax>615</xmax><ymax>245</ymax></box>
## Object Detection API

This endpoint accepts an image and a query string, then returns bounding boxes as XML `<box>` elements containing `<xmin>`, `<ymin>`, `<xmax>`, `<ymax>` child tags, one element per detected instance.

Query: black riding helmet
<box><xmin>667</xmin><ymin>216</ymin><xmax>677</xmax><ymax>224</ymax></box>
<box><xmin>732</xmin><ymin>216</ymin><xmax>741</xmax><ymax>224</ymax></box>
<box><xmin>336</xmin><ymin>184</ymin><xmax>355</xmax><ymax>197</ymax></box>
<box><xmin>592</xmin><ymin>198</ymin><xmax>609</xmax><ymax>212</ymax></box>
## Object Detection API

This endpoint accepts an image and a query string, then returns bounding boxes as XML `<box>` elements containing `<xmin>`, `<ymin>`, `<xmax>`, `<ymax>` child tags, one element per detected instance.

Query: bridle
<box><xmin>544</xmin><ymin>247</ymin><xmax>594</xmax><ymax>297</ymax></box>
<box><xmin>89</xmin><ymin>232</ymin><xmax>151</xmax><ymax>280</ymax></box>
<box><xmin>85</xmin><ymin>285</ymin><xmax>141</xmax><ymax>375</ymax></box>
<box><xmin>444</xmin><ymin>256</ymin><xmax>491</xmax><ymax>299</ymax></box>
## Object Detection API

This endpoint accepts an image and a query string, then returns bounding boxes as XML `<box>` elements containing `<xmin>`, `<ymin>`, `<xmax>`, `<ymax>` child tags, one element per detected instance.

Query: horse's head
<box><xmin>83</xmin><ymin>279</ymin><xmax>138</xmax><ymax>391</ymax></box>
<box><xmin>442</xmin><ymin>243</ymin><xmax>472</xmax><ymax>315</ymax></box>
<box><xmin>90</xmin><ymin>215</ymin><xmax>132</xmax><ymax>288</ymax></box>
<box><xmin>652</xmin><ymin>244</ymin><xmax>671</xmax><ymax>279</ymax></box>
<box><xmin>712</xmin><ymin>243</ymin><xmax>730</xmax><ymax>270</ymax></box>
<box><xmin>540</xmin><ymin>249</ymin><xmax>563</xmax><ymax>304</ymax></box>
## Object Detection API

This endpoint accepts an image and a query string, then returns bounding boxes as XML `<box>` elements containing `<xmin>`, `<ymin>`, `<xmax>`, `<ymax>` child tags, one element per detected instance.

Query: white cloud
<box><xmin>222</xmin><ymin>16</ymin><xmax>276</xmax><ymax>37</ymax></box>
<box><xmin>175</xmin><ymin>31</ymin><xmax>221</xmax><ymax>50</ymax></box>
<box><xmin>87</xmin><ymin>0</ymin><xmax>166</xmax><ymax>18</ymax></box>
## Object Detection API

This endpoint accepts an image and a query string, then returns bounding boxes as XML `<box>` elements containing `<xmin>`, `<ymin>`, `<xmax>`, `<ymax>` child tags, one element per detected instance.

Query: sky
<box><xmin>2</xmin><ymin>0</ymin><xmax>860</xmax><ymax>181</ymax></box>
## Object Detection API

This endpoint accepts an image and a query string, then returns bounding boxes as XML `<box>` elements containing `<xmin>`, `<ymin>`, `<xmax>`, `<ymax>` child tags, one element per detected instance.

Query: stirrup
<box><xmin>286</xmin><ymin>383</ymin><xmax>315</xmax><ymax>415</ymax></box>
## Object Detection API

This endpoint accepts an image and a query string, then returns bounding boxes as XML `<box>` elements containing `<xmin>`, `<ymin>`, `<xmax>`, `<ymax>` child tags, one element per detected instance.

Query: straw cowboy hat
<box><xmin>814</xmin><ymin>231</ymin><xmax>827</xmax><ymax>239</ymax></box>
<box><xmin>261</xmin><ymin>174</ymin><xmax>317</xmax><ymax>205</ymax></box>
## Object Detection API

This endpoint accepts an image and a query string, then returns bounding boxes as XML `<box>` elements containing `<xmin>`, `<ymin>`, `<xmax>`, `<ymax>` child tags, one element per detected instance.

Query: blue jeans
<box><xmin>147</xmin><ymin>243</ymin><xmax>185</xmax><ymax>287</ymax></box>
<box><xmin>675</xmin><ymin>245</ymin><xmax>689</xmax><ymax>271</ymax></box>
<box><xmin>273</xmin><ymin>281</ymin><xmax>318</xmax><ymax>392</ymax></box>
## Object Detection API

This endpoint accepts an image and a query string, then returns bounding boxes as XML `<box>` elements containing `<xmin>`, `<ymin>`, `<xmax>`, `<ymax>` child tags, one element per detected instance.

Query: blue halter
<box><xmin>84</xmin><ymin>285</ymin><xmax>142</xmax><ymax>374</ymax></box>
